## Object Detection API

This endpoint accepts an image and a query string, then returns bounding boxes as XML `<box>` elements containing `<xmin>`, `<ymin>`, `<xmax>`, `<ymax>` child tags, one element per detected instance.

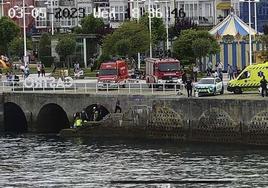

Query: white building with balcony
<box><xmin>33</xmin><ymin>0</ymin><xmax>235</xmax><ymax>33</ymax></box>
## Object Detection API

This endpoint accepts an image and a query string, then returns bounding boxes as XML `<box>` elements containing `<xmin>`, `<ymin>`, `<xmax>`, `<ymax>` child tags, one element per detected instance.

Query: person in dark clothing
<box><xmin>185</xmin><ymin>78</ymin><xmax>193</xmax><ymax>97</ymax></box>
<box><xmin>114</xmin><ymin>100</ymin><xmax>122</xmax><ymax>113</ymax></box>
<box><xmin>260</xmin><ymin>76</ymin><xmax>268</xmax><ymax>97</ymax></box>
<box><xmin>181</xmin><ymin>72</ymin><xmax>187</xmax><ymax>84</ymax></box>
<box><xmin>80</xmin><ymin>108</ymin><xmax>89</xmax><ymax>122</ymax></box>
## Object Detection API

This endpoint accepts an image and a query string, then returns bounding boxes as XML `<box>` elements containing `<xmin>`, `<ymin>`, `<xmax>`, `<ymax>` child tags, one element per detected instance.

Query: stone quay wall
<box><xmin>1</xmin><ymin>93</ymin><xmax>268</xmax><ymax>145</ymax></box>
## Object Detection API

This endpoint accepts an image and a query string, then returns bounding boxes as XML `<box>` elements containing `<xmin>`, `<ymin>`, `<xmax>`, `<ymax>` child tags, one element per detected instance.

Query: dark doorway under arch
<box><xmin>85</xmin><ymin>104</ymin><xmax>110</xmax><ymax>121</ymax></box>
<box><xmin>36</xmin><ymin>103</ymin><xmax>69</xmax><ymax>133</ymax></box>
<box><xmin>4</xmin><ymin>102</ymin><xmax>28</xmax><ymax>133</ymax></box>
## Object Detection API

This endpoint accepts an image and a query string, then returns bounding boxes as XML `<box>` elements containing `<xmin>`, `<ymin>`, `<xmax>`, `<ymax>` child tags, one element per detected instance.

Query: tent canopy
<box><xmin>209</xmin><ymin>13</ymin><xmax>257</xmax><ymax>37</ymax></box>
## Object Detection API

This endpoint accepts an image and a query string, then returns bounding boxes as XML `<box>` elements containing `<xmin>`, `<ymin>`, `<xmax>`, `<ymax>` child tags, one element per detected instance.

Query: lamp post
<box><xmin>148</xmin><ymin>0</ymin><xmax>152</xmax><ymax>58</ymax></box>
<box><xmin>239</xmin><ymin>0</ymin><xmax>259</xmax><ymax>65</ymax></box>
<box><xmin>155</xmin><ymin>0</ymin><xmax>169</xmax><ymax>53</ymax></box>
<box><xmin>1</xmin><ymin>0</ymin><xmax>10</xmax><ymax>17</ymax></box>
<box><xmin>45</xmin><ymin>0</ymin><xmax>54</xmax><ymax>35</ymax></box>
<box><xmin>14</xmin><ymin>2</ymin><xmax>34</xmax><ymax>66</ymax></box>
<box><xmin>129</xmin><ymin>0</ymin><xmax>145</xmax><ymax>69</ymax></box>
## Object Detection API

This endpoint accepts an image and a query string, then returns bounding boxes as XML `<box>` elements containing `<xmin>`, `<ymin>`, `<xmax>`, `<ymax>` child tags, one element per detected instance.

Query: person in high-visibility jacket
<box><xmin>74</xmin><ymin>117</ymin><xmax>82</xmax><ymax>128</ymax></box>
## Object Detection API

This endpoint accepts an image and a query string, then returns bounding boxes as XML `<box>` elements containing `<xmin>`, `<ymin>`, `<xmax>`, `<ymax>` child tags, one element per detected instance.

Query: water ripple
<box><xmin>0</xmin><ymin>134</ymin><xmax>268</xmax><ymax>187</ymax></box>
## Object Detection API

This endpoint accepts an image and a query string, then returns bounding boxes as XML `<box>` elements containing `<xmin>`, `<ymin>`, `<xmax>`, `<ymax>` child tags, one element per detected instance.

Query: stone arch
<box><xmin>4</xmin><ymin>102</ymin><xmax>28</xmax><ymax>133</ymax></box>
<box><xmin>148</xmin><ymin>105</ymin><xmax>184</xmax><ymax>128</ymax></box>
<box><xmin>85</xmin><ymin>104</ymin><xmax>110</xmax><ymax>121</ymax></box>
<box><xmin>249</xmin><ymin>111</ymin><xmax>268</xmax><ymax>131</ymax></box>
<box><xmin>247</xmin><ymin>111</ymin><xmax>268</xmax><ymax>145</ymax></box>
<box><xmin>36</xmin><ymin>103</ymin><xmax>69</xmax><ymax>133</ymax></box>
<box><xmin>197</xmin><ymin>107</ymin><xmax>238</xmax><ymax>129</ymax></box>
<box><xmin>193</xmin><ymin>107</ymin><xmax>240</xmax><ymax>143</ymax></box>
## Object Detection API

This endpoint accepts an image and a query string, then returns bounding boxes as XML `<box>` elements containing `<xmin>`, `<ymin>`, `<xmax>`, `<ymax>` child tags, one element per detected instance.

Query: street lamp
<box><xmin>1</xmin><ymin>0</ymin><xmax>10</xmax><ymax>17</ymax></box>
<box><xmin>129</xmin><ymin>0</ymin><xmax>145</xmax><ymax>69</ymax></box>
<box><xmin>239</xmin><ymin>0</ymin><xmax>259</xmax><ymax>65</ymax></box>
<box><xmin>155</xmin><ymin>0</ymin><xmax>169</xmax><ymax>53</ymax></box>
<box><xmin>148</xmin><ymin>0</ymin><xmax>152</xmax><ymax>58</ymax></box>
<box><xmin>45</xmin><ymin>0</ymin><xmax>54</xmax><ymax>35</ymax></box>
<box><xmin>14</xmin><ymin>2</ymin><xmax>34</xmax><ymax>66</ymax></box>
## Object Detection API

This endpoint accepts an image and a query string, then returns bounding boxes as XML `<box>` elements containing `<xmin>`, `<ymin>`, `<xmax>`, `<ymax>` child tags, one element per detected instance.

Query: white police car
<box><xmin>194</xmin><ymin>77</ymin><xmax>224</xmax><ymax>96</ymax></box>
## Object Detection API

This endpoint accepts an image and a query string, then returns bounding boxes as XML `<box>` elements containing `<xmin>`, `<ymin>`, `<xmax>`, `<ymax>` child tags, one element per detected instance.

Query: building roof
<box><xmin>209</xmin><ymin>13</ymin><xmax>257</xmax><ymax>37</ymax></box>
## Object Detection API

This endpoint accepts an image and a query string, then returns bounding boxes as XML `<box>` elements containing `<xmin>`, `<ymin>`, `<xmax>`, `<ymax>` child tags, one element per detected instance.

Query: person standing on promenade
<box><xmin>41</xmin><ymin>64</ymin><xmax>45</xmax><ymax>77</ymax></box>
<box><xmin>185</xmin><ymin>77</ymin><xmax>193</xmax><ymax>97</ymax></box>
<box><xmin>37</xmin><ymin>64</ymin><xmax>41</xmax><ymax>77</ymax></box>
<box><xmin>227</xmin><ymin>64</ymin><xmax>234</xmax><ymax>80</ymax></box>
<box><xmin>260</xmin><ymin>76</ymin><xmax>268</xmax><ymax>97</ymax></box>
<box><xmin>193</xmin><ymin>64</ymin><xmax>198</xmax><ymax>82</ymax></box>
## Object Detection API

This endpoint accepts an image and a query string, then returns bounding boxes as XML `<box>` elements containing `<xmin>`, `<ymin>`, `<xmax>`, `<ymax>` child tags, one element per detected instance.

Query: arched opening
<box><xmin>36</xmin><ymin>103</ymin><xmax>69</xmax><ymax>133</ymax></box>
<box><xmin>85</xmin><ymin>104</ymin><xmax>110</xmax><ymax>121</ymax></box>
<box><xmin>4</xmin><ymin>102</ymin><xmax>28</xmax><ymax>133</ymax></box>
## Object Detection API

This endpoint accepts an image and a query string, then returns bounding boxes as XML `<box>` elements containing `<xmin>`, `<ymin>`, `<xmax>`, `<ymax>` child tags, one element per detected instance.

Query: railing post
<box><xmin>163</xmin><ymin>83</ymin><xmax>165</xmax><ymax>94</ymax></box>
<box><xmin>63</xmin><ymin>82</ymin><xmax>66</xmax><ymax>93</ymax></box>
<box><xmin>151</xmin><ymin>83</ymin><xmax>153</xmax><ymax>94</ymax></box>
<box><xmin>84</xmin><ymin>83</ymin><xmax>87</xmax><ymax>93</ymax></box>
<box><xmin>175</xmin><ymin>84</ymin><xmax>177</xmax><ymax>95</ymax></box>
<box><xmin>74</xmin><ymin>82</ymin><xmax>77</xmax><ymax>93</ymax></box>
<box><xmin>12</xmin><ymin>81</ymin><xmax>14</xmax><ymax>92</ymax></box>
<box><xmin>53</xmin><ymin>84</ymin><xmax>55</xmax><ymax>93</ymax></box>
<box><xmin>117</xmin><ymin>83</ymin><xmax>120</xmax><ymax>94</ymax></box>
<box><xmin>2</xmin><ymin>82</ymin><xmax>4</xmax><ymax>92</ymax></box>
<box><xmin>106</xmin><ymin>83</ymin><xmax>108</xmax><ymax>94</ymax></box>
<box><xmin>128</xmin><ymin>83</ymin><xmax>130</xmax><ymax>94</ymax></box>
<box><xmin>140</xmin><ymin>82</ymin><xmax>142</xmax><ymax>94</ymax></box>
<box><xmin>23</xmin><ymin>81</ymin><xmax>25</xmax><ymax>92</ymax></box>
<box><xmin>96</xmin><ymin>83</ymin><xmax>98</xmax><ymax>94</ymax></box>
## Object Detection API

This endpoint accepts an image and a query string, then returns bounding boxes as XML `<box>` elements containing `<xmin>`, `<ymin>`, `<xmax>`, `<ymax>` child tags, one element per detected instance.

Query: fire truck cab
<box><xmin>145</xmin><ymin>58</ymin><xmax>182</xmax><ymax>87</ymax></box>
<box><xmin>97</xmin><ymin>60</ymin><xmax>129</xmax><ymax>88</ymax></box>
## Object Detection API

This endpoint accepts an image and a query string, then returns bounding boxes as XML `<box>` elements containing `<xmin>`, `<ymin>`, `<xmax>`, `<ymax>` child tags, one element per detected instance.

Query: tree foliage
<box><xmin>102</xmin><ymin>21</ymin><xmax>150</xmax><ymax>57</ymax></box>
<box><xmin>75</xmin><ymin>14</ymin><xmax>105</xmax><ymax>34</ymax></box>
<box><xmin>172</xmin><ymin>29</ymin><xmax>220</xmax><ymax>64</ymax></box>
<box><xmin>0</xmin><ymin>17</ymin><xmax>20</xmax><ymax>54</ymax></box>
<box><xmin>140</xmin><ymin>14</ymin><xmax>166</xmax><ymax>45</ymax></box>
<box><xmin>55</xmin><ymin>35</ymin><xmax>76</xmax><ymax>62</ymax></box>
<box><xmin>38</xmin><ymin>33</ymin><xmax>51</xmax><ymax>58</ymax></box>
<box><xmin>8</xmin><ymin>37</ymin><xmax>33</xmax><ymax>58</ymax></box>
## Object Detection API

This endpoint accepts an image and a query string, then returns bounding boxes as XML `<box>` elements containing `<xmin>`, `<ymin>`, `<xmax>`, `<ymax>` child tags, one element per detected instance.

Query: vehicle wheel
<box><xmin>220</xmin><ymin>87</ymin><xmax>224</xmax><ymax>94</ymax></box>
<box><xmin>234</xmin><ymin>87</ymin><xmax>242</xmax><ymax>94</ymax></box>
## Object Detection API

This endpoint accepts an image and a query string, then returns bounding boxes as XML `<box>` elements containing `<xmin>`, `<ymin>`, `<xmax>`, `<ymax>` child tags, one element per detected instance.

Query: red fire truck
<box><xmin>97</xmin><ymin>60</ymin><xmax>129</xmax><ymax>88</ymax></box>
<box><xmin>145</xmin><ymin>58</ymin><xmax>182</xmax><ymax>87</ymax></box>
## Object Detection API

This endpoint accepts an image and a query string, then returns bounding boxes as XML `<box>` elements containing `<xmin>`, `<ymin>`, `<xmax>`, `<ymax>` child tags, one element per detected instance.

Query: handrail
<box><xmin>0</xmin><ymin>80</ymin><xmax>185</xmax><ymax>96</ymax></box>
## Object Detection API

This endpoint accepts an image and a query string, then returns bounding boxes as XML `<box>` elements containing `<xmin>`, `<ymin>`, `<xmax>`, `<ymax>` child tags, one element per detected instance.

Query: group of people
<box><xmin>73</xmin><ymin>62</ymin><xmax>84</xmax><ymax>78</ymax></box>
<box><xmin>72</xmin><ymin>108</ymin><xmax>98</xmax><ymax>128</ymax></box>
<box><xmin>72</xmin><ymin>100</ymin><xmax>122</xmax><ymax>128</ymax></box>
<box><xmin>37</xmin><ymin>63</ymin><xmax>45</xmax><ymax>77</ymax></box>
<box><xmin>227</xmin><ymin>64</ymin><xmax>240</xmax><ymax>80</ymax></box>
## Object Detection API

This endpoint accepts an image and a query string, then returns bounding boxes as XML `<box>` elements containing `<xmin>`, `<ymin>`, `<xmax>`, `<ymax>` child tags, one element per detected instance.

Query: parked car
<box><xmin>194</xmin><ymin>77</ymin><xmax>224</xmax><ymax>96</ymax></box>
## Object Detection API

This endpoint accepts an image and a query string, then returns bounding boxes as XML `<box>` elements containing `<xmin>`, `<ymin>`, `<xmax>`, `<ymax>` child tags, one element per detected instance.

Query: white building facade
<box><xmin>33</xmin><ymin>0</ymin><xmax>233</xmax><ymax>32</ymax></box>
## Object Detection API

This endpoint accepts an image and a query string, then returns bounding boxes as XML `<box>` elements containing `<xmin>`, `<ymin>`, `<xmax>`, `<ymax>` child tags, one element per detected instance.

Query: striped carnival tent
<box><xmin>209</xmin><ymin>12</ymin><xmax>257</xmax><ymax>37</ymax></box>
<box><xmin>206</xmin><ymin>12</ymin><xmax>263</xmax><ymax>71</ymax></box>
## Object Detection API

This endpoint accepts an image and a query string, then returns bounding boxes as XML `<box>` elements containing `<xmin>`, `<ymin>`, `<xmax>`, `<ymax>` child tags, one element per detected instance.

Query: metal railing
<box><xmin>0</xmin><ymin>81</ymin><xmax>186</xmax><ymax>96</ymax></box>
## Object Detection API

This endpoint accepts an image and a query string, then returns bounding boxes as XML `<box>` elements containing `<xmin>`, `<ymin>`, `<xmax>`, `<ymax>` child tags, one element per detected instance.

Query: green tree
<box><xmin>55</xmin><ymin>35</ymin><xmax>76</xmax><ymax>67</ymax></box>
<box><xmin>8</xmin><ymin>37</ymin><xmax>33</xmax><ymax>58</ymax></box>
<box><xmin>0</xmin><ymin>17</ymin><xmax>20</xmax><ymax>55</ymax></box>
<box><xmin>79</xmin><ymin>14</ymin><xmax>105</xmax><ymax>34</ymax></box>
<box><xmin>38</xmin><ymin>33</ymin><xmax>51</xmax><ymax>58</ymax></box>
<box><xmin>140</xmin><ymin>14</ymin><xmax>166</xmax><ymax>45</ymax></box>
<box><xmin>172</xmin><ymin>29</ymin><xmax>220</xmax><ymax>65</ymax></box>
<box><xmin>102</xmin><ymin>21</ymin><xmax>150</xmax><ymax>57</ymax></box>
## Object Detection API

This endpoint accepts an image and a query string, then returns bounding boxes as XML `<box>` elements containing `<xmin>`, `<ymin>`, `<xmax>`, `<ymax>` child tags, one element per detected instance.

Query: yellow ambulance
<box><xmin>227</xmin><ymin>61</ymin><xmax>268</xmax><ymax>94</ymax></box>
